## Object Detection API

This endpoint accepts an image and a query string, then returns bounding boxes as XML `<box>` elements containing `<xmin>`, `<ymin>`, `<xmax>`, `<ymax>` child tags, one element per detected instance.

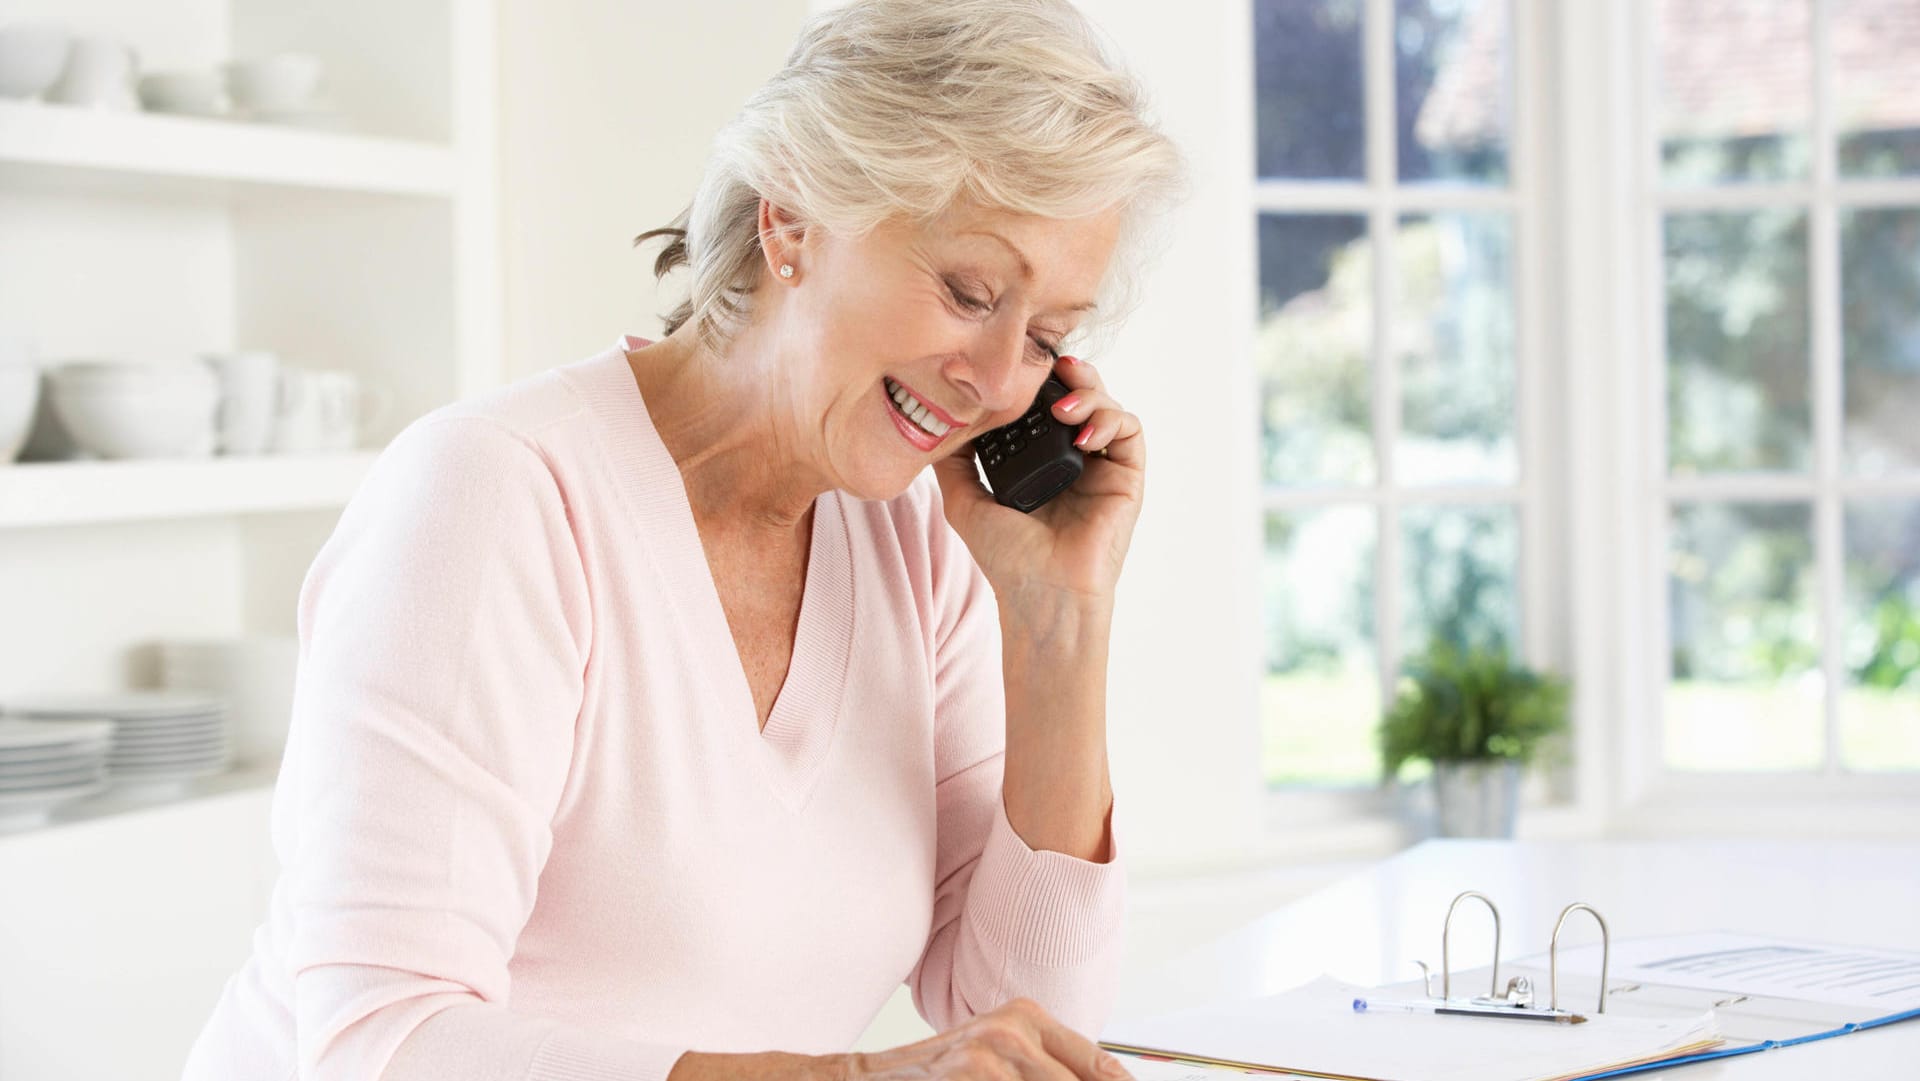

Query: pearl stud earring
<box><xmin>779</xmin><ymin>264</ymin><xmax>795</xmax><ymax>279</ymax></box>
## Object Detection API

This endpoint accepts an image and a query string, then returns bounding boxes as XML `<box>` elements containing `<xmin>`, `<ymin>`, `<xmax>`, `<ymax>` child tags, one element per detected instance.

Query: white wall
<box><xmin>496</xmin><ymin>0</ymin><xmax>809</xmax><ymax>377</ymax></box>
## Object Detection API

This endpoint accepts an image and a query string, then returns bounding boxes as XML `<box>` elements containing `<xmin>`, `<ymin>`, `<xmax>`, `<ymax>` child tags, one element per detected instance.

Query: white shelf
<box><xmin>0</xmin><ymin>452</ymin><xmax>377</xmax><ymax>528</ymax></box>
<box><xmin>0</xmin><ymin>99</ymin><xmax>456</xmax><ymax>198</ymax></box>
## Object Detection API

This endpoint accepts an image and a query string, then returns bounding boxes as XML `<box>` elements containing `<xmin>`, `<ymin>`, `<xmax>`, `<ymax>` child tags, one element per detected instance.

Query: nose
<box><xmin>942</xmin><ymin>317</ymin><xmax>1031</xmax><ymax>421</ymax></box>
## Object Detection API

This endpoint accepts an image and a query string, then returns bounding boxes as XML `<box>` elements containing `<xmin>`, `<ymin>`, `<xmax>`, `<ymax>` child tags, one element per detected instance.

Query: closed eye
<box><xmin>948</xmin><ymin>284</ymin><xmax>1062</xmax><ymax>364</ymax></box>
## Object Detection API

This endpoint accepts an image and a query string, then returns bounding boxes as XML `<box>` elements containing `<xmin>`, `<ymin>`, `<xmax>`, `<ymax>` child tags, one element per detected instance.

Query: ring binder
<box><xmin>1420</xmin><ymin>890</ymin><xmax>1614</xmax><ymax>1021</ymax></box>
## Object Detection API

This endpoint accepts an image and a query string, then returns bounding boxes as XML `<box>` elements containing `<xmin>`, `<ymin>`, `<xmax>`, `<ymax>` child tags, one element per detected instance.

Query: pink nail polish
<box><xmin>1055</xmin><ymin>393</ymin><xmax>1082</xmax><ymax>414</ymax></box>
<box><xmin>1060</xmin><ymin>354</ymin><xmax>1081</xmax><ymax>366</ymax></box>
<box><xmin>1074</xmin><ymin>426</ymin><xmax>1092</xmax><ymax>447</ymax></box>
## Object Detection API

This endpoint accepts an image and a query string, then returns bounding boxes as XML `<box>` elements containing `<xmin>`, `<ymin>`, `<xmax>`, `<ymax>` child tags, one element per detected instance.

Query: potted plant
<box><xmin>1379</xmin><ymin>642</ymin><xmax>1571</xmax><ymax>838</ymax></box>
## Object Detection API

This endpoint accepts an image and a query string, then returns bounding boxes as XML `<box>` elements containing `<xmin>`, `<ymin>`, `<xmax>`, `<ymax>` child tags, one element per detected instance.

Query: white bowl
<box><xmin>54</xmin><ymin>358</ymin><xmax>216</xmax><ymax>391</ymax></box>
<box><xmin>224</xmin><ymin>53</ymin><xmax>321</xmax><ymax>115</ymax></box>
<box><xmin>0</xmin><ymin>21</ymin><xmax>71</xmax><ymax>100</ymax></box>
<box><xmin>49</xmin><ymin>363</ymin><xmax>217</xmax><ymax>459</ymax></box>
<box><xmin>0</xmin><ymin>361</ymin><xmax>38</xmax><ymax>463</ymax></box>
<box><xmin>138</xmin><ymin>70</ymin><xmax>224</xmax><ymax>116</ymax></box>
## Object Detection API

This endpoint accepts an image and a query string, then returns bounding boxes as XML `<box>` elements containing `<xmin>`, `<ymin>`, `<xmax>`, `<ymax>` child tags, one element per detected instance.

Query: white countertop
<box><xmin>1112</xmin><ymin>839</ymin><xmax>1920</xmax><ymax>1079</ymax></box>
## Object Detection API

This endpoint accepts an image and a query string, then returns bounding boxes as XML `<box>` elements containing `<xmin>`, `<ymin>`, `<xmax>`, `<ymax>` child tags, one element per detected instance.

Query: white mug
<box><xmin>202</xmin><ymin>350</ymin><xmax>280</xmax><ymax>456</ymax></box>
<box><xmin>45</xmin><ymin>35</ymin><xmax>138</xmax><ymax>110</ymax></box>
<box><xmin>274</xmin><ymin>368</ymin><xmax>388</xmax><ymax>453</ymax></box>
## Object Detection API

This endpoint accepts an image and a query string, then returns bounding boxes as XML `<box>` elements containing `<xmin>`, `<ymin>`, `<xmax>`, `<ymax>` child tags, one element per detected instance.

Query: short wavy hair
<box><xmin>635</xmin><ymin>0</ymin><xmax>1189</xmax><ymax>359</ymax></box>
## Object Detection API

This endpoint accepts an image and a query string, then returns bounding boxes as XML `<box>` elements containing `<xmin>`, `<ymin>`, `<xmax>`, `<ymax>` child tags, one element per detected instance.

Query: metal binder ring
<box><xmin>1441</xmin><ymin>890</ymin><xmax>1502</xmax><ymax>1001</ymax></box>
<box><xmin>1549</xmin><ymin>902</ymin><xmax>1611</xmax><ymax>1014</ymax></box>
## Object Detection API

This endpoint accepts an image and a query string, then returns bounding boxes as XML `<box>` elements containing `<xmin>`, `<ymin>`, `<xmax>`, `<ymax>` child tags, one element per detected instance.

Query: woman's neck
<box><xmin>624</xmin><ymin>328</ymin><xmax>828</xmax><ymax>538</ymax></box>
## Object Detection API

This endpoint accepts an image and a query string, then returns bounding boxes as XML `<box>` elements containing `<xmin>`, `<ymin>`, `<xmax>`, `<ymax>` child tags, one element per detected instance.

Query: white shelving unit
<box><xmin>0</xmin><ymin>451</ymin><xmax>379</xmax><ymax>526</ymax></box>
<box><xmin>0</xmin><ymin>98</ymin><xmax>458</xmax><ymax>196</ymax></box>
<box><xmin>0</xmin><ymin>1</ymin><xmax>499</xmax><ymax>1075</ymax></box>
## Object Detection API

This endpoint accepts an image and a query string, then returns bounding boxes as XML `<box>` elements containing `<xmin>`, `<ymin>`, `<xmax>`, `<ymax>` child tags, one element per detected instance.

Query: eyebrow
<box><xmin>960</xmin><ymin>229</ymin><xmax>1099</xmax><ymax>313</ymax></box>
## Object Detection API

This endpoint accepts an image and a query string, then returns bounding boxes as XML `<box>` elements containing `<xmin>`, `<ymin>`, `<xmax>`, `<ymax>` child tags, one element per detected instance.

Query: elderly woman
<box><xmin>183</xmin><ymin>1</ymin><xmax>1184</xmax><ymax>1079</ymax></box>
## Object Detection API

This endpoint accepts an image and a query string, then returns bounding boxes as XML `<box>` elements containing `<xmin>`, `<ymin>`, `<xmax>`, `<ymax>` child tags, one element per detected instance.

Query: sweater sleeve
<box><xmin>272</xmin><ymin>415</ymin><xmax>688</xmax><ymax>1081</ymax></box>
<box><xmin>904</xmin><ymin>482</ymin><xmax>1128</xmax><ymax>1040</ymax></box>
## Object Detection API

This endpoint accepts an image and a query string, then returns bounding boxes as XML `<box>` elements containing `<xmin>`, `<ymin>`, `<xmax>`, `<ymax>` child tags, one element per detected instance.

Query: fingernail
<box><xmin>1055</xmin><ymin>393</ymin><xmax>1082</xmax><ymax>414</ymax></box>
<box><xmin>1074</xmin><ymin>426</ymin><xmax>1093</xmax><ymax>447</ymax></box>
<box><xmin>1099</xmin><ymin>1053</ymin><xmax>1132</xmax><ymax>1079</ymax></box>
<box><xmin>1060</xmin><ymin>353</ymin><xmax>1081</xmax><ymax>366</ymax></box>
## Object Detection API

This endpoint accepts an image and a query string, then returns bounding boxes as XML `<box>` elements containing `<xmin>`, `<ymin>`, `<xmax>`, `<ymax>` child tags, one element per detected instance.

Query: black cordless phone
<box><xmin>972</xmin><ymin>376</ymin><xmax>1085</xmax><ymax>513</ymax></box>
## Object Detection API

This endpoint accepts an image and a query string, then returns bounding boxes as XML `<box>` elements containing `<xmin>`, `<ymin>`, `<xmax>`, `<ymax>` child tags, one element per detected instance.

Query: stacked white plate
<box><xmin>2</xmin><ymin>691</ymin><xmax>231</xmax><ymax>796</ymax></box>
<box><xmin>0</xmin><ymin>718</ymin><xmax>113</xmax><ymax>831</ymax></box>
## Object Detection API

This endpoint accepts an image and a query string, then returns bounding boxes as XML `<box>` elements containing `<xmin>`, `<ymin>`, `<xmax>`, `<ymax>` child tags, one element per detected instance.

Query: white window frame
<box><xmin>1252</xmin><ymin>0</ymin><xmax>1570</xmax><ymax>841</ymax></box>
<box><xmin>1249</xmin><ymin>0</ymin><xmax>1920</xmax><ymax>856</ymax></box>
<box><xmin>1616</xmin><ymin>0</ymin><xmax>1920</xmax><ymax>824</ymax></box>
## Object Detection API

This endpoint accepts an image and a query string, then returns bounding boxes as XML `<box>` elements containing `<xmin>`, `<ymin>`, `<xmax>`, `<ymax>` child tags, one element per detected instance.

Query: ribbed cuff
<box><xmin>526</xmin><ymin>1026</ymin><xmax>689</xmax><ymax>1081</ymax></box>
<box><xmin>963</xmin><ymin>795</ymin><xmax>1127</xmax><ymax>967</ymax></box>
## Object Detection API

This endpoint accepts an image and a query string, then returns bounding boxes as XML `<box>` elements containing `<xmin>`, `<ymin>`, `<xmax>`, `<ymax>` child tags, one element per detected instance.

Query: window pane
<box><xmin>1263</xmin><ymin>508</ymin><xmax>1379</xmax><ymax>786</ymax></box>
<box><xmin>1396</xmin><ymin>213</ymin><xmax>1516</xmax><ymax>484</ymax></box>
<box><xmin>1399</xmin><ymin>503</ymin><xmax>1520</xmax><ymax>659</ymax></box>
<box><xmin>1842</xmin><ymin>501</ymin><xmax>1920</xmax><ymax>771</ymax></box>
<box><xmin>1259</xmin><ymin>214</ymin><xmax>1374</xmax><ymax>485</ymax></box>
<box><xmin>1656</xmin><ymin>0</ymin><xmax>1811</xmax><ymax>184</ymax></box>
<box><xmin>1395</xmin><ymin>0</ymin><xmax>1510</xmax><ymax>185</ymax></box>
<box><xmin>1665</xmin><ymin>210</ymin><xmax>1811</xmax><ymax>474</ymax></box>
<box><xmin>1666</xmin><ymin>502</ymin><xmax>1821</xmax><ymax>771</ymax></box>
<box><xmin>1841</xmin><ymin>207</ymin><xmax>1920</xmax><ymax>474</ymax></box>
<box><xmin>1834</xmin><ymin>0</ymin><xmax>1920</xmax><ymax>178</ymax></box>
<box><xmin>1254</xmin><ymin>0</ymin><xmax>1366</xmax><ymax>180</ymax></box>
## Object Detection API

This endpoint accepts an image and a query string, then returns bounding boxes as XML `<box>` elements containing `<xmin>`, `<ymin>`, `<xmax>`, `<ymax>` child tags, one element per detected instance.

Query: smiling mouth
<box><xmin>883</xmin><ymin>377</ymin><xmax>954</xmax><ymax>439</ymax></box>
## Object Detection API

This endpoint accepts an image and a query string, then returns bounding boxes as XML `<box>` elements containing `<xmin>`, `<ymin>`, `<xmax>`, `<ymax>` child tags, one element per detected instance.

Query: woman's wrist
<box><xmin>997</xmin><ymin>589</ymin><xmax>1114</xmax><ymax>656</ymax></box>
<box><xmin>667</xmin><ymin>1050</ymin><xmax>845</xmax><ymax>1081</ymax></box>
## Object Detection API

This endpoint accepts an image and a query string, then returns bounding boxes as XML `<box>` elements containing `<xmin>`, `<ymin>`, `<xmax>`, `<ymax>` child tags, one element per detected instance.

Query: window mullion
<box><xmin>1512</xmin><ymin>0</ymin><xmax>1549</xmax><ymax>673</ymax></box>
<box><xmin>1811</xmin><ymin>0</ymin><xmax>1845</xmax><ymax>777</ymax></box>
<box><xmin>1366</xmin><ymin>0</ymin><xmax>1401</xmax><ymax>696</ymax></box>
<box><xmin>1635</xmin><ymin>0</ymin><xmax>1668</xmax><ymax>805</ymax></box>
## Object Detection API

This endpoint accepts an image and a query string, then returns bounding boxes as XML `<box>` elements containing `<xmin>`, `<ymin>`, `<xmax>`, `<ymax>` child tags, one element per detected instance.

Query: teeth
<box><xmin>884</xmin><ymin>378</ymin><xmax>950</xmax><ymax>438</ymax></box>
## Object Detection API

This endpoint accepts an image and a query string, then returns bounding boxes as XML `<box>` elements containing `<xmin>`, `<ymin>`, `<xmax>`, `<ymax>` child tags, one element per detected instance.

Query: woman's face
<box><xmin>771</xmin><ymin>201</ymin><xmax>1122</xmax><ymax>502</ymax></box>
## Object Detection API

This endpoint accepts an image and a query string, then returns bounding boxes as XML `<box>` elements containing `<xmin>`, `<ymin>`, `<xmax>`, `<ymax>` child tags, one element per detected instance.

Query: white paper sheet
<box><xmin>1101</xmin><ymin>976</ymin><xmax>1719</xmax><ymax>1081</ymax></box>
<box><xmin>1112</xmin><ymin>1052</ymin><xmax>1310</xmax><ymax>1079</ymax></box>
<box><xmin>1519</xmin><ymin>932</ymin><xmax>1920</xmax><ymax>1013</ymax></box>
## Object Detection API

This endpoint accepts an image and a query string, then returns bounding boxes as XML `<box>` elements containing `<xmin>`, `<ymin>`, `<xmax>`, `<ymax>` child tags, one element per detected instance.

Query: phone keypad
<box><xmin>975</xmin><ymin>391</ymin><xmax>1067</xmax><ymax>476</ymax></box>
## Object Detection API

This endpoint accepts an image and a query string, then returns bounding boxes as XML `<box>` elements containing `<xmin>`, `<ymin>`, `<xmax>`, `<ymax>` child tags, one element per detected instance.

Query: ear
<box><xmin>757</xmin><ymin>198</ymin><xmax>807</xmax><ymax>279</ymax></box>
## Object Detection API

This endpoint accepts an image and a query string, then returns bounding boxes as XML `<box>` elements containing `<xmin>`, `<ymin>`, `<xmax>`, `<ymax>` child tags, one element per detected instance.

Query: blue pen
<box><xmin>1352</xmin><ymin>997</ymin><xmax>1586</xmax><ymax>1024</ymax></box>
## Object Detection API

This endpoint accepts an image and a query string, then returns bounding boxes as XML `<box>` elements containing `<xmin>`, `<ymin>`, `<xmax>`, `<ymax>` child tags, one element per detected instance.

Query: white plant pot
<box><xmin>1431</xmin><ymin>758</ymin><xmax>1522</xmax><ymax>838</ymax></box>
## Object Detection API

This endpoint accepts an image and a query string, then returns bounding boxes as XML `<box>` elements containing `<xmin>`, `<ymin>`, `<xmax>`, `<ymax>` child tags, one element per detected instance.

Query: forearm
<box><xmin>997</xmin><ymin>594</ymin><xmax>1116</xmax><ymax>863</ymax></box>
<box><xmin>667</xmin><ymin>1050</ymin><xmax>840</xmax><ymax>1081</ymax></box>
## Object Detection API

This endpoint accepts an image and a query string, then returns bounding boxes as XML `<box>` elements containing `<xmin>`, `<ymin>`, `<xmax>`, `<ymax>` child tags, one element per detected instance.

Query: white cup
<box><xmin>0</xmin><ymin>337</ymin><xmax>39</xmax><ymax>464</ymax></box>
<box><xmin>202</xmin><ymin>350</ymin><xmax>280</xmax><ymax>455</ymax></box>
<box><xmin>274</xmin><ymin>368</ymin><xmax>387</xmax><ymax>453</ymax></box>
<box><xmin>45</xmin><ymin>35</ymin><xmax>137</xmax><ymax>110</ymax></box>
<box><xmin>224</xmin><ymin>53</ymin><xmax>321</xmax><ymax>116</ymax></box>
<box><xmin>0</xmin><ymin>21</ymin><xmax>73</xmax><ymax>99</ymax></box>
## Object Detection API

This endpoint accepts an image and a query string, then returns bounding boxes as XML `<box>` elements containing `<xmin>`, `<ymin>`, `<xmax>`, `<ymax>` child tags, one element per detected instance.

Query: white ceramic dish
<box><xmin>0</xmin><ymin>717</ymin><xmax>116</xmax><ymax>747</ymax></box>
<box><xmin>225</xmin><ymin>53</ymin><xmax>321</xmax><ymax>114</ymax></box>
<box><xmin>0</xmin><ymin>765</ymin><xmax>105</xmax><ymax>791</ymax></box>
<box><xmin>0</xmin><ymin>777</ymin><xmax>108</xmax><ymax>831</ymax></box>
<box><xmin>0</xmin><ymin>360</ymin><xmax>38</xmax><ymax>463</ymax></box>
<box><xmin>48</xmin><ymin>365</ymin><xmax>219</xmax><ymax>460</ymax></box>
<box><xmin>0</xmin><ymin>753</ymin><xmax>106</xmax><ymax>775</ymax></box>
<box><xmin>0</xmin><ymin>21</ymin><xmax>71</xmax><ymax>99</ymax></box>
<box><xmin>111</xmin><ymin>745</ymin><xmax>229</xmax><ymax>764</ymax></box>
<box><xmin>3</xmin><ymin>691</ymin><xmax>225</xmax><ymax>718</ymax></box>
<box><xmin>138</xmin><ymin>70</ymin><xmax>224</xmax><ymax>116</ymax></box>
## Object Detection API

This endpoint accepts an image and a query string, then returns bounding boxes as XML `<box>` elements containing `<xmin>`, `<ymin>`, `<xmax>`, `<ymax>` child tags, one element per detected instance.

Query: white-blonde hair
<box><xmin>635</xmin><ymin>0</ymin><xmax>1189</xmax><ymax>358</ymax></box>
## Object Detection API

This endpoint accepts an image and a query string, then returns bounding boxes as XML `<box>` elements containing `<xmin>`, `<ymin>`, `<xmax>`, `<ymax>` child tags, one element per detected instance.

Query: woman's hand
<box><xmin>838</xmin><ymin>997</ymin><xmax>1135</xmax><ymax>1081</ymax></box>
<box><xmin>665</xmin><ymin>1000</ymin><xmax>1134</xmax><ymax>1081</ymax></box>
<box><xmin>931</xmin><ymin>354</ymin><xmax>1144</xmax><ymax>611</ymax></box>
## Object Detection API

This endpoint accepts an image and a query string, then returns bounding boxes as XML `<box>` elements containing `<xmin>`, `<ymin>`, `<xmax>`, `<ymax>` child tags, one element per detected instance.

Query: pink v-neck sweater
<box><xmin>182</xmin><ymin>336</ymin><xmax>1126</xmax><ymax>1081</ymax></box>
